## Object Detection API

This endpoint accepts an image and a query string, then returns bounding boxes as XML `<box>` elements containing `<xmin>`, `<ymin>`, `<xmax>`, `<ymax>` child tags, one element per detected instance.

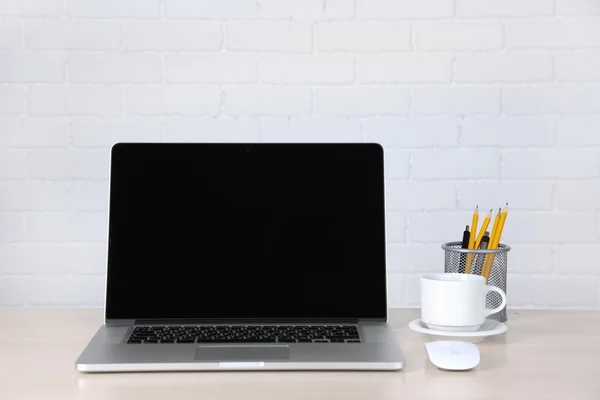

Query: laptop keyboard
<box><xmin>126</xmin><ymin>325</ymin><xmax>361</xmax><ymax>344</ymax></box>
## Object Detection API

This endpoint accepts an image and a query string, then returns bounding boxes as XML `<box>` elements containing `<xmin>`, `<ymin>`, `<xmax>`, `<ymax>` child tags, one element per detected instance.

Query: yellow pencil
<box><xmin>469</xmin><ymin>206</ymin><xmax>478</xmax><ymax>249</ymax></box>
<box><xmin>488</xmin><ymin>208</ymin><xmax>501</xmax><ymax>249</ymax></box>
<box><xmin>474</xmin><ymin>209</ymin><xmax>492</xmax><ymax>249</ymax></box>
<box><xmin>482</xmin><ymin>204</ymin><xmax>508</xmax><ymax>282</ymax></box>
<box><xmin>482</xmin><ymin>207</ymin><xmax>502</xmax><ymax>281</ymax></box>
<box><xmin>464</xmin><ymin>206</ymin><xmax>479</xmax><ymax>274</ymax></box>
<box><xmin>491</xmin><ymin>202</ymin><xmax>508</xmax><ymax>249</ymax></box>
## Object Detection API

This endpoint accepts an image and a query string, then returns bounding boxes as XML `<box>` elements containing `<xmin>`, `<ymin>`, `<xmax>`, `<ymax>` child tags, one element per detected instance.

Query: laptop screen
<box><xmin>105</xmin><ymin>143</ymin><xmax>387</xmax><ymax>321</ymax></box>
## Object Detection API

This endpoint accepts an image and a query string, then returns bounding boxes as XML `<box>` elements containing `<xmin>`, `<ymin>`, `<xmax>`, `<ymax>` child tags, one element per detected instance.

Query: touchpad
<box><xmin>194</xmin><ymin>346</ymin><xmax>290</xmax><ymax>361</ymax></box>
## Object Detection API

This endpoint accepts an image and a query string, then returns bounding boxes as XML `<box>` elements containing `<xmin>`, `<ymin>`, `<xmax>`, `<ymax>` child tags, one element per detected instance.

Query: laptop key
<box><xmin>127</xmin><ymin>339</ymin><xmax>142</xmax><ymax>344</ymax></box>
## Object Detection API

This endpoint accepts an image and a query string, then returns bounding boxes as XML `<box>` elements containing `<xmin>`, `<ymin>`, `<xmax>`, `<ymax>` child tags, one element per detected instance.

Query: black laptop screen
<box><xmin>105</xmin><ymin>143</ymin><xmax>387</xmax><ymax>321</ymax></box>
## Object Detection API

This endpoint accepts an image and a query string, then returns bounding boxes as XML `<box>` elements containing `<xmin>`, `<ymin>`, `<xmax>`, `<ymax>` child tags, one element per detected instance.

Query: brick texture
<box><xmin>67</xmin><ymin>0</ymin><xmax>160</xmax><ymax>18</ymax></box>
<box><xmin>356</xmin><ymin>0</ymin><xmax>453</xmax><ymax>19</ymax></box>
<box><xmin>317</xmin><ymin>22</ymin><xmax>411</xmax><ymax>52</ymax></box>
<box><xmin>258</xmin><ymin>0</ymin><xmax>354</xmax><ymax>20</ymax></box>
<box><xmin>0</xmin><ymin>0</ymin><xmax>599</xmax><ymax>309</ymax></box>
<box><xmin>165</xmin><ymin>54</ymin><xmax>257</xmax><ymax>84</ymax></box>
<box><xmin>455</xmin><ymin>0</ymin><xmax>555</xmax><ymax>17</ymax></box>
<box><xmin>0</xmin><ymin>20</ymin><xmax>22</xmax><ymax>49</ymax></box>
<box><xmin>226</xmin><ymin>22</ymin><xmax>313</xmax><ymax>53</ymax></box>
<box><xmin>122</xmin><ymin>22</ymin><xmax>222</xmax><ymax>51</ymax></box>
<box><xmin>413</xmin><ymin>22</ymin><xmax>503</xmax><ymax>51</ymax></box>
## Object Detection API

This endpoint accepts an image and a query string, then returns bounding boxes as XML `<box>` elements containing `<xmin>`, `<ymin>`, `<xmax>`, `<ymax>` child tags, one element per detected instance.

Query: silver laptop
<box><xmin>75</xmin><ymin>142</ymin><xmax>405</xmax><ymax>372</ymax></box>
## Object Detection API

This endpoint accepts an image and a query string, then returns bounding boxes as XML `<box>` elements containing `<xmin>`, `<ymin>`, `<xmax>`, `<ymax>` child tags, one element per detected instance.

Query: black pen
<box><xmin>479</xmin><ymin>231</ymin><xmax>490</xmax><ymax>250</ymax></box>
<box><xmin>459</xmin><ymin>225</ymin><xmax>470</xmax><ymax>273</ymax></box>
<box><xmin>461</xmin><ymin>225</ymin><xmax>470</xmax><ymax>249</ymax></box>
<box><xmin>475</xmin><ymin>231</ymin><xmax>490</xmax><ymax>275</ymax></box>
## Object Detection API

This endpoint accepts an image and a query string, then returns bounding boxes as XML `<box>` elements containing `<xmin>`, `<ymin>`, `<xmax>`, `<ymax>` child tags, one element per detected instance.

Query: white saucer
<box><xmin>408</xmin><ymin>318</ymin><xmax>507</xmax><ymax>343</ymax></box>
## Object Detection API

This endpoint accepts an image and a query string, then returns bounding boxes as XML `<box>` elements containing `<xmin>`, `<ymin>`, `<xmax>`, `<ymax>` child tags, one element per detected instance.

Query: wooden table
<box><xmin>1</xmin><ymin>308</ymin><xmax>599</xmax><ymax>400</ymax></box>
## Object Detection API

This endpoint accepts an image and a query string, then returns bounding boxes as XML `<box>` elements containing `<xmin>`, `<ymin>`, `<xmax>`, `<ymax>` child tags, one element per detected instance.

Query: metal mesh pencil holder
<box><xmin>441</xmin><ymin>241</ymin><xmax>511</xmax><ymax>322</ymax></box>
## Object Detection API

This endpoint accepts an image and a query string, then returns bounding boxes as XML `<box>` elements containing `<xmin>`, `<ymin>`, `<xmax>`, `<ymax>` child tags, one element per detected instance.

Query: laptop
<box><xmin>75</xmin><ymin>142</ymin><xmax>405</xmax><ymax>372</ymax></box>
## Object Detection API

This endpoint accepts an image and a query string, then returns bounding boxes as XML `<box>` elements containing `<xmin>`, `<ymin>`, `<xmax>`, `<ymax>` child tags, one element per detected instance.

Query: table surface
<box><xmin>1</xmin><ymin>308</ymin><xmax>599</xmax><ymax>400</ymax></box>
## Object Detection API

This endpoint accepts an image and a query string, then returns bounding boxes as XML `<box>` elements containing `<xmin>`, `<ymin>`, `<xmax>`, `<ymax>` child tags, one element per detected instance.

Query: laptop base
<box><xmin>75</xmin><ymin>322</ymin><xmax>405</xmax><ymax>372</ymax></box>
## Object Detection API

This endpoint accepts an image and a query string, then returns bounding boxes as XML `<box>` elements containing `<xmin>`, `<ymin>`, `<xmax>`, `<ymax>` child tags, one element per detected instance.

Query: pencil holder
<box><xmin>441</xmin><ymin>241</ymin><xmax>511</xmax><ymax>322</ymax></box>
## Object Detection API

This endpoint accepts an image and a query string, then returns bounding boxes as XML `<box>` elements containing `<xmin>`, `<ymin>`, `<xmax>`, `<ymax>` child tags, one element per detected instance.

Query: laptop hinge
<box><xmin>133</xmin><ymin>318</ymin><xmax>360</xmax><ymax>325</ymax></box>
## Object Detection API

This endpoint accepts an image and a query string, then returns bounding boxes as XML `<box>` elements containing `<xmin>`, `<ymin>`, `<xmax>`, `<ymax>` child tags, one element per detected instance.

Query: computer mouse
<box><xmin>424</xmin><ymin>341</ymin><xmax>480</xmax><ymax>371</ymax></box>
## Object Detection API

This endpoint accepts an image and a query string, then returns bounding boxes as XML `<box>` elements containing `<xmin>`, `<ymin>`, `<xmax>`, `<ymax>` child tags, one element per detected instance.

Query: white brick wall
<box><xmin>126</xmin><ymin>85</ymin><xmax>221</xmax><ymax>116</ymax></box>
<box><xmin>259</xmin><ymin>54</ymin><xmax>354</xmax><ymax>84</ymax></box>
<box><xmin>453</xmin><ymin>53</ymin><xmax>554</xmax><ymax>83</ymax></box>
<box><xmin>164</xmin><ymin>0</ymin><xmax>257</xmax><ymax>19</ymax></box>
<box><xmin>0</xmin><ymin>20</ymin><xmax>22</xmax><ymax>49</ymax></box>
<box><xmin>413</xmin><ymin>86</ymin><xmax>501</xmax><ymax>115</ymax></box>
<box><xmin>413</xmin><ymin>22</ymin><xmax>504</xmax><ymax>51</ymax></box>
<box><xmin>25</xmin><ymin>20</ymin><xmax>121</xmax><ymax>50</ymax></box>
<box><xmin>165</xmin><ymin>54</ymin><xmax>257</xmax><ymax>83</ymax></box>
<box><xmin>0</xmin><ymin>0</ymin><xmax>63</xmax><ymax>17</ymax></box>
<box><xmin>69</xmin><ymin>53</ymin><xmax>162</xmax><ymax>84</ymax></box>
<box><xmin>122</xmin><ymin>22</ymin><xmax>222</xmax><ymax>51</ymax></box>
<box><xmin>357</xmin><ymin>54</ymin><xmax>452</xmax><ymax>84</ymax></box>
<box><xmin>1</xmin><ymin>0</ymin><xmax>600</xmax><ymax>310</ymax></box>
<box><xmin>506</xmin><ymin>19</ymin><xmax>600</xmax><ymax>49</ymax></box>
<box><xmin>455</xmin><ymin>0</ymin><xmax>555</xmax><ymax>18</ymax></box>
<box><xmin>226</xmin><ymin>22</ymin><xmax>313</xmax><ymax>53</ymax></box>
<box><xmin>67</xmin><ymin>0</ymin><xmax>161</xmax><ymax>18</ymax></box>
<box><xmin>1</xmin><ymin>52</ymin><xmax>66</xmax><ymax>83</ymax></box>
<box><xmin>356</xmin><ymin>0</ymin><xmax>454</xmax><ymax>19</ymax></box>
<box><xmin>317</xmin><ymin>22</ymin><xmax>411</xmax><ymax>52</ymax></box>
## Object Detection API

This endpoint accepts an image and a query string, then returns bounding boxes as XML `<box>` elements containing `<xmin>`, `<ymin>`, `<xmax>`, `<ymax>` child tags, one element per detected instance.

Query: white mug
<box><xmin>420</xmin><ymin>273</ymin><xmax>507</xmax><ymax>332</ymax></box>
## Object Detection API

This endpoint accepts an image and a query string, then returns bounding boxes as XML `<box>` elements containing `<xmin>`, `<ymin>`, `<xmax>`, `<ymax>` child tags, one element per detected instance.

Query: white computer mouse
<box><xmin>424</xmin><ymin>340</ymin><xmax>480</xmax><ymax>371</ymax></box>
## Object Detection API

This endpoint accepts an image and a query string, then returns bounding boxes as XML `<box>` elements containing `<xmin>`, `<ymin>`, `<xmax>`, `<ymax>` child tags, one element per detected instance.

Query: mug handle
<box><xmin>484</xmin><ymin>285</ymin><xmax>507</xmax><ymax>317</ymax></box>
